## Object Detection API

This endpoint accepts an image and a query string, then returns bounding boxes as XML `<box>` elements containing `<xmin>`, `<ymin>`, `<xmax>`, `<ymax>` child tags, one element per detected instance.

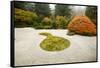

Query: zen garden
<box><xmin>13</xmin><ymin>1</ymin><xmax>97</xmax><ymax>66</ymax></box>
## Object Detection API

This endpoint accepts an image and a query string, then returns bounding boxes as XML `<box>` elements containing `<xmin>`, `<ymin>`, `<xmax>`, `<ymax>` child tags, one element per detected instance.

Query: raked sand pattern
<box><xmin>15</xmin><ymin>28</ymin><xmax>97</xmax><ymax>66</ymax></box>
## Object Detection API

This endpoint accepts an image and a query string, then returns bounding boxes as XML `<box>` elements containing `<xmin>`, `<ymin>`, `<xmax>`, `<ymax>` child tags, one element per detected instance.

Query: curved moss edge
<box><xmin>39</xmin><ymin>32</ymin><xmax>70</xmax><ymax>52</ymax></box>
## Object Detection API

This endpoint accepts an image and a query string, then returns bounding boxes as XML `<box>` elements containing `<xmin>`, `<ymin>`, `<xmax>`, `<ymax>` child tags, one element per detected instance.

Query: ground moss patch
<box><xmin>39</xmin><ymin>32</ymin><xmax>70</xmax><ymax>52</ymax></box>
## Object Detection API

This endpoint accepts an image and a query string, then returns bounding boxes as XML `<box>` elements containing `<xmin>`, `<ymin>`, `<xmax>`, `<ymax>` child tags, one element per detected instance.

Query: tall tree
<box><xmin>14</xmin><ymin>1</ymin><xmax>27</xmax><ymax>10</ymax></box>
<box><xmin>85</xmin><ymin>6</ymin><xmax>97</xmax><ymax>25</ymax></box>
<box><xmin>55</xmin><ymin>4</ymin><xmax>71</xmax><ymax>17</ymax></box>
<box><xmin>25</xmin><ymin>3</ymin><xmax>35</xmax><ymax>12</ymax></box>
<box><xmin>34</xmin><ymin>3</ymin><xmax>51</xmax><ymax>17</ymax></box>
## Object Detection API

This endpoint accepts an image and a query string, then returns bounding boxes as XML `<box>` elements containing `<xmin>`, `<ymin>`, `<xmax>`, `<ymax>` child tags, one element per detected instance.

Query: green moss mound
<box><xmin>39</xmin><ymin>32</ymin><xmax>70</xmax><ymax>52</ymax></box>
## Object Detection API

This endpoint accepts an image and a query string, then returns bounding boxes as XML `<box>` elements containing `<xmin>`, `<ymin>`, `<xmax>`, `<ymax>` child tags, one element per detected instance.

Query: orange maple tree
<box><xmin>67</xmin><ymin>16</ymin><xmax>96</xmax><ymax>36</ymax></box>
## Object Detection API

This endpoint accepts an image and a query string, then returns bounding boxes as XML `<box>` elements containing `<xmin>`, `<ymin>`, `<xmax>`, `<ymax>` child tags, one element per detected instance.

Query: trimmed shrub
<box><xmin>55</xmin><ymin>16</ymin><xmax>68</xmax><ymax>29</ymax></box>
<box><xmin>41</xmin><ymin>17</ymin><xmax>52</xmax><ymax>29</ymax></box>
<box><xmin>14</xmin><ymin>8</ymin><xmax>38</xmax><ymax>27</ymax></box>
<box><xmin>67</xmin><ymin>16</ymin><xmax>96</xmax><ymax>36</ymax></box>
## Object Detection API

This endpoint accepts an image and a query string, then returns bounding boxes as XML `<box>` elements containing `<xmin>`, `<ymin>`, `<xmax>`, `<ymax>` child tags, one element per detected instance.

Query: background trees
<box><xmin>85</xmin><ymin>6</ymin><xmax>97</xmax><ymax>25</ymax></box>
<box><xmin>13</xmin><ymin>1</ymin><xmax>97</xmax><ymax>29</ymax></box>
<box><xmin>55</xmin><ymin>4</ymin><xmax>71</xmax><ymax>17</ymax></box>
<box><xmin>34</xmin><ymin>3</ymin><xmax>51</xmax><ymax>17</ymax></box>
<box><xmin>25</xmin><ymin>3</ymin><xmax>35</xmax><ymax>12</ymax></box>
<box><xmin>54</xmin><ymin>4</ymin><xmax>72</xmax><ymax>29</ymax></box>
<box><xmin>14</xmin><ymin>1</ymin><xmax>27</xmax><ymax>10</ymax></box>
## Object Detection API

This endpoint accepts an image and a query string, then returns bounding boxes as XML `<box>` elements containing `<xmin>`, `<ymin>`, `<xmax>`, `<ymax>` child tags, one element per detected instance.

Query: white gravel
<box><xmin>15</xmin><ymin>28</ymin><xmax>97</xmax><ymax>66</ymax></box>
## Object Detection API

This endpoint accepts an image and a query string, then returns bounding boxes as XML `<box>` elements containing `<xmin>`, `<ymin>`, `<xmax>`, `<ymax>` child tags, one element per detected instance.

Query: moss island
<box><xmin>39</xmin><ymin>32</ymin><xmax>70</xmax><ymax>52</ymax></box>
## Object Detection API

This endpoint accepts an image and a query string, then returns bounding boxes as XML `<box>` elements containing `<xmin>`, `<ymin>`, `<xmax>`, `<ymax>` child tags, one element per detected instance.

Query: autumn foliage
<box><xmin>67</xmin><ymin>16</ymin><xmax>96</xmax><ymax>36</ymax></box>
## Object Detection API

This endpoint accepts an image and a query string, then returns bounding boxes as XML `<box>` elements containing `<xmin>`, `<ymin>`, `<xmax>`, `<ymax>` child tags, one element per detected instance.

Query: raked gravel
<box><xmin>15</xmin><ymin>28</ymin><xmax>97</xmax><ymax>66</ymax></box>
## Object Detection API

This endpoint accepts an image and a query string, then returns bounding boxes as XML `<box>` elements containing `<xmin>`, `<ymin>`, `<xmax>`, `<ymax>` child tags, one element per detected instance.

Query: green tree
<box><xmin>55</xmin><ymin>4</ymin><xmax>71</xmax><ymax>17</ymax></box>
<box><xmin>85</xmin><ymin>6</ymin><xmax>97</xmax><ymax>25</ymax></box>
<box><xmin>14</xmin><ymin>1</ymin><xmax>27</xmax><ymax>10</ymax></box>
<box><xmin>55</xmin><ymin>16</ymin><xmax>68</xmax><ymax>29</ymax></box>
<box><xmin>34</xmin><ymin>3</ymin><xmax>51</xmax><ymax>17</ymax></box>
<box><xmin>14</xmin><ymin>1</ymin><xmax>35</xmax><ymax>12</ymax></box>
<box><xmin>25</xmin><ymin>3</ymin><xmax>35</xmax><ymax>12</ymax></box>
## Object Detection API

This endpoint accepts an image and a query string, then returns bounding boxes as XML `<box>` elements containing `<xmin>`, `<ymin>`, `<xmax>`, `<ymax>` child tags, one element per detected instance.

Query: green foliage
<box><xmin>14</xmin><ymin>1</ymin><xmax>27</xmax><ymax>10</ymax></box>
<box><xmin>54</xmin><ymin>16</ymin><xmax>69</xmax><ymax>29</ymax></box>
<box><xmin>14</xmin><ymin>8</ymin><xmax>38</xmax><ymax>27</ymax></box>
<box><xmin>41</xmin><ymin>17</ymin><xmax>52</xmax><ymax>29</ymax></box>
<box><xmin>34</xmin><ymin>3</ymin><xmax>51</xmax><ymax>17</ymax></box>
<box><xmin>13</xmin><ymin>2</ymin><xmax>73</xmax><ymax>29</ymax></box>
<box><xmin>55</xmin><ymin>4</ymin><xmax>71</xmax><ymax>17</ymax></box>
<box><xmin>85</xmin><ymin>6</ymin><xmax>97</xmax><ymax>25</ymax></box>
<box><xmin>13</xmin><ymin>2</ymin><xmax>97</xmax><ymax>29</ymax></box>
<box><xmin>25</xmin><ymin>3</ymin><xmax>35</xmax><ymax>12</ymax></box>
<box><xmin>32</xmin><ymin>17</ymin><xmax>52</xmax><ymax>29</ymax></box>
<box><xmin>14</xmin><ymin>1</ymin><xmax>35</xmax><ymax>12</ymax></box>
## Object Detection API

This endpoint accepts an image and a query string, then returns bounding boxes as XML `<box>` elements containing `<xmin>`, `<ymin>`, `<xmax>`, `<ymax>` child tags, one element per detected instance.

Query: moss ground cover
<box><xmin>39</xmin><ymin>32</ymin><xmax>70</xmax><ymax>51</ymax></box>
